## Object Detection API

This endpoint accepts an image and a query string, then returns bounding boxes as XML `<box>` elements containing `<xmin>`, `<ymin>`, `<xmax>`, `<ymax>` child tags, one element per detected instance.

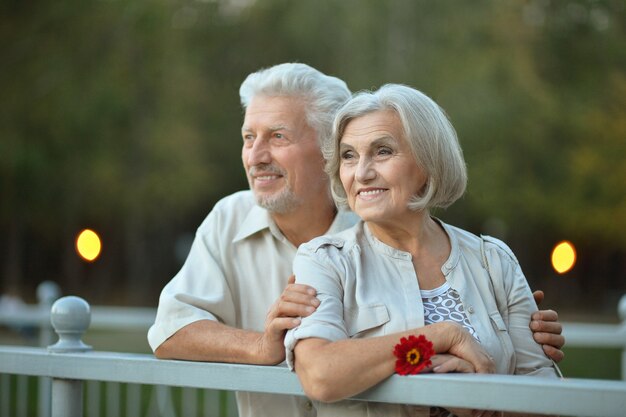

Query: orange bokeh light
<box><xmin>76</xmin><ymin>229</ymin><xmax>102</xmax><ymax>262</ymax></box>
<box><xmin>551</xmin><ymin>241</ymin><xmax>576</xmax><ymax>274</ymax></box>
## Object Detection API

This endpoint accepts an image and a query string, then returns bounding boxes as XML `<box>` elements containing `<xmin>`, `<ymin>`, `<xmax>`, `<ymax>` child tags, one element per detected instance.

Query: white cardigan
<box><xmin>285</xmin><ymin>219</ymin><xmax>557</xmax><ymax>416</ymax></box>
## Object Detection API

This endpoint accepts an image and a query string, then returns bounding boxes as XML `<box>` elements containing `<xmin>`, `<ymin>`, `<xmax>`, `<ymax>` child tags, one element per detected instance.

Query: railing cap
<box><xmin>48</xmin><ymin>296</ymin><xmax>92</xmax><ymax>353</ymax></box>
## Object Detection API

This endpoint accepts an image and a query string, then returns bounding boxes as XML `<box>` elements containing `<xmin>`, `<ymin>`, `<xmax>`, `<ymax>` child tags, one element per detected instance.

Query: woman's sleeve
<box><xmin>284</xmin><ymin>241</ymin><xmax>348</xmax><ymax>370</ymax></box>
<box><xmin>488</xmin><ymin>241</ymin><xmax>558</xmax><ymax>377</ymax></box>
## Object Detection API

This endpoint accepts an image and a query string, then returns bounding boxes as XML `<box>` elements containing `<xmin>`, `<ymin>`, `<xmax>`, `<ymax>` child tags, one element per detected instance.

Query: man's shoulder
<box><xmin>197</xmin><ymin>190</ymin><xmax>258</xmax><ymax>231</ymax></box>
<box><xmin>214</xmin><ymin>190</ymin><xmax>256</xmax><ymax>211</ymax></box>
<box><xmin>207</xmin><ymin>190</ymin><xmax>257</xmax><ymax>217</ymax></box>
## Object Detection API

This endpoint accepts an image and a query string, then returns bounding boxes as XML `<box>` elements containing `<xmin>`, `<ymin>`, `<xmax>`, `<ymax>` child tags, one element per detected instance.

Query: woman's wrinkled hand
<box><xmin>427</xmin><ymin>353</ymin><xmax>476</xmax><ymax>374</ymax></box>
<box><xmin>445</xmin><ymin>323</ymin><xmax>496</xmax><ymax>374</ymax></box>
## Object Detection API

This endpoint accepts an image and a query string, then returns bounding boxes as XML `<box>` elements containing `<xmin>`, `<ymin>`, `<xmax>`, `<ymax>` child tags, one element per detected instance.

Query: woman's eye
<box><xmin>378</xmin><ymin>147</ymin><xmax>392</xmax><ymax>155</ymax></box>
<box><xmin>341</xmin><ymin>151</ymin><xmax>354</xmax><ymax>160</ymax></box>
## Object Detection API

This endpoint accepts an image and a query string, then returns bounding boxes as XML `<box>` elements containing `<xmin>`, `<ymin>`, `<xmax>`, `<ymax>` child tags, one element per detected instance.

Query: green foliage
<box><xmin>0</xmin><ymin>0</ymin><xmax>624</xmax><ymax>306</ymax></box>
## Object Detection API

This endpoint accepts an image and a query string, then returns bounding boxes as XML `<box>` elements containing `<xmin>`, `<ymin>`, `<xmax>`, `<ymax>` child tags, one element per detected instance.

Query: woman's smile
<box><xmin>357</xmin><ymin>187</ymin><xmax>388</xmax><ymax>200</ymax></box>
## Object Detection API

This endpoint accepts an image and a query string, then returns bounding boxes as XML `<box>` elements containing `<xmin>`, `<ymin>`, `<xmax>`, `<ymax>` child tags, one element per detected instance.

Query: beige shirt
<box><xmin>285</xmin><ymin>220</ymin><xmax>557</xmax><ymax>417</ymax></box>
<box><xmin>147</xmin><ymin>190</ymin><xmax>358</xmax><ymax>417</ymax></box>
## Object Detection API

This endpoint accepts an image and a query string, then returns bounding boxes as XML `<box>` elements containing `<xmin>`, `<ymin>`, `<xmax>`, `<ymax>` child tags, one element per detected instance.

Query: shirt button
<box><xmin>467</xmin><ymin>306</ymin><xmax>475</xmax><ymax>314</ymax></box>
<box><xmin>304</xmin><ymin>400</ymin><xmax>313</xmax><ymax>411</ymax></box>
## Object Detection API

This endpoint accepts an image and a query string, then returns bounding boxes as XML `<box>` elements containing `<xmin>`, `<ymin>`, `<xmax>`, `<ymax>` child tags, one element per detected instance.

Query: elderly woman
<box><xmin>284</xmin><ymin>84</ymin><xmax>558</xmax><ymax>416</ymax></box>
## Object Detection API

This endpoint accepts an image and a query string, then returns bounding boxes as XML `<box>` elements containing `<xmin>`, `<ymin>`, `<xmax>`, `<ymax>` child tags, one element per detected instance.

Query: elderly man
<box><xmin>148</xmin><ymin>63</ymin><xmax>564</xmax><ymax>417</ymax></box>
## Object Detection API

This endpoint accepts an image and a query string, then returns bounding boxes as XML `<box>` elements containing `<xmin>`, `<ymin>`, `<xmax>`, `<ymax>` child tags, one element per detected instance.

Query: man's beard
<box><xmin>256</xmin><ymin>187</ymin><xmax>300</xmax><ymax>214</ymax></box>
<box><xmin>248</xmin><ymin>164</ymin><xmax>302</xmax><ymax>214</ymax></box>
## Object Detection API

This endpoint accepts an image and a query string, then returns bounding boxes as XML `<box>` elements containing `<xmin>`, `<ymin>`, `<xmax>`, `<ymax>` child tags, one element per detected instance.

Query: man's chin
<box><xmin>254</xmin><ymin>192</ymin><xmax>300</xmax><ymax>214</ymax></box>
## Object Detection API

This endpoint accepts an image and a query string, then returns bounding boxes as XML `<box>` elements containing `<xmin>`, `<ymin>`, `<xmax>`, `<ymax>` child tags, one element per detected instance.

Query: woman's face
<box><xmin>339</xmin><ymin>110</ymin><xmax>428</xmax><ymax>223</ymax></box>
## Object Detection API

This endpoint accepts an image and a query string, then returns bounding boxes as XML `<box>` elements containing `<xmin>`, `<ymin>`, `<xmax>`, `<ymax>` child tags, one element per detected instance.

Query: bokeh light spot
<box><xmin>551</xmin><ymin>241</ymin><xmax>576</xmax><ymax>274</ymax></box>
<box><xmin>76</xmin><ymin>229</ymin><xmax>102</xmax><ymax>262</ymax></box>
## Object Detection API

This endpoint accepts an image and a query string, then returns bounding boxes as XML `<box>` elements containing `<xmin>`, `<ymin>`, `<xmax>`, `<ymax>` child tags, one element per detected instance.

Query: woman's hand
<box><xmin>427</xmin><ymin>354</ymin><xmax>499</xmax><ymax>417</ymax></box>
<box><xmin>428</xmin><ymin>354</ymin><xmax>476</xmax><ymax>374</ymax></box>
<box><xmin>442</xmin><ymin>322</ymin><xmax>496</xmax><ymax>374</ymax></box>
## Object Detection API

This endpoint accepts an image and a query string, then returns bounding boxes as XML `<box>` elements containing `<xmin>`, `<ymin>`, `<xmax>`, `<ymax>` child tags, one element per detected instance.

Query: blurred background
<box><xmin>1</xmin><ymin>0</ymin><xmax>624</xmax><ymax>320</ymax></box>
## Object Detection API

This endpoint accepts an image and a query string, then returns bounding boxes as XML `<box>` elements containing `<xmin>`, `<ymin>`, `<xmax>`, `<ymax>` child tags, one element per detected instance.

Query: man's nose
<box><xmin>246</xmin><ymin>138</ymin><xmax>271</xmax><ymax>166</ymax></box>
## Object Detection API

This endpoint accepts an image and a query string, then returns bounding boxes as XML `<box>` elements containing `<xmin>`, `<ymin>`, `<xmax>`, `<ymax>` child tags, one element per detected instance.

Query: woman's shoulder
<box><xmin>479</xmin><ymin>235</ymin><xmax>520</xmax><ymax>265</ymax></box>
<box><xmin>441</xmin><ymin>220</ymin><xmax>519</xmax><ymax>266</ymax></box>
<box><xmin>299</xmin><ymin>221</ymin><xmax>364</xmax><ymax>256</ymax></box>
<box><xmin>294</xmin><ymin>222</ymin><xmax>364</xmax><ymax>283</ymax></box>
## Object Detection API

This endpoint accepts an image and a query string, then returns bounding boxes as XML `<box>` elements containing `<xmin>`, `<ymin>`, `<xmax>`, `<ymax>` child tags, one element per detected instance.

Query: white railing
<box><xmin>3</xmin><ymin>282</ymin><xmax>626</xmax><ymax>362</ymax></box>
<box><xmin>0</xmin><ymin>282</ymin><xmax>156</xmax><ymax>335</ymax></box>
<box><xmin>1</xmin><ymin>295</ymin><xmax>626</xmax><ymax>417</ymax></box>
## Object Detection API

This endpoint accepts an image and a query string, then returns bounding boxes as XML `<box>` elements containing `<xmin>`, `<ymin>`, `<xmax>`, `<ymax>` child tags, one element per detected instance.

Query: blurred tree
<box><xmin>0</xmin><ymin>0</ymin><xmax>623</xmax><ymax>309</ymax></box>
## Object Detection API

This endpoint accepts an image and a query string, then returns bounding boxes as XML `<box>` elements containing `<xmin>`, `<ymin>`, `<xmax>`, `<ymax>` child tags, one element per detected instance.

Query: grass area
<box><xmin>558</xmin><ymin>347</ymin><xmax>622</xmax><ymax>380</ymax></box>
<box><xmin>82</xmin><ymin>329</ymin><xmax>153</xmax><ymax>354</ymax></box>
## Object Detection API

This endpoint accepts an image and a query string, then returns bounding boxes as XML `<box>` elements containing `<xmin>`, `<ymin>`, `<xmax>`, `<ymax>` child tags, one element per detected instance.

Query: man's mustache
<box><xmin>249</xmin><ymin>164</ymin><xmax>286</xmax><ymax>177</ymax></box>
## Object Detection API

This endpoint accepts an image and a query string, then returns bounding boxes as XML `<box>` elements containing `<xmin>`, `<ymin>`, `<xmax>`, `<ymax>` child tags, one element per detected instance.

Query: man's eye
<box><xmin>378</xmin><ymin>147</ymin><xmax>392</xmax><ymax>155</ymax></box>
<box><xmin>274</xmin><ymin>133</ymin><xmax>284</xmax><ymax>139</ymax></box>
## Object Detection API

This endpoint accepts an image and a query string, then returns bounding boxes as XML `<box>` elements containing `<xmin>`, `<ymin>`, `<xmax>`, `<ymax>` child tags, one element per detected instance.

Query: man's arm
<box><xmin>531</xmin><ymin>290</ymin><xmax>565</xmax><ymax>362</ymax></box>
<box><xmin>155</xmin><ymin>276</ymin><xmax>319</xmax><ymax>365</ymax></box>
<box><xmin>155</xmin><ymin>320</ymin><xmax>269</xmax><ymax>363</ymax></box>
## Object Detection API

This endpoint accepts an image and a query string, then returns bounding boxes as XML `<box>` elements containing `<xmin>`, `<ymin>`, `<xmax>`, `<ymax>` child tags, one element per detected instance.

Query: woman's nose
<box><xmin>355</xmin><ymin>158</ymin><xmax>376</xmax><ymax>183</ymax></box>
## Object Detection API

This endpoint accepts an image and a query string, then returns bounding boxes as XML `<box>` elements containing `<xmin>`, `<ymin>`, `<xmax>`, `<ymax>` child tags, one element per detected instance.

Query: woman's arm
<box><xmin>293</xmin><ymin>321</ymin><xmax>494</xmax><ymax>402</ymax></box>
<box><xmin>486</xmin><ymin>241</ymin><xmax>558</xmax><ymax>376</ymax></box>
<box><xmin>287</xmin><ymin>239</ymin><xmax>493</xmax><ymax>403</ymax></box>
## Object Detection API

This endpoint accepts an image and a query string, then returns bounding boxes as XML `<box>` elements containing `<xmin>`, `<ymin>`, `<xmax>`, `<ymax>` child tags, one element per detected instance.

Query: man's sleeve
<box><xmin>147</xmin><ymin>212</ymin><xmax>237</xmax><ymax>352</ymax></box>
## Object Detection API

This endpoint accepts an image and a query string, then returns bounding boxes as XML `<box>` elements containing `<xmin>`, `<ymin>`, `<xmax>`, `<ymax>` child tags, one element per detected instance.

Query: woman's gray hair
<box><xmin>239</xmin><ymin>63</ymin><xmax>351</xmax><ymax>146</ymax></box>
<box><xmin>324</xmin><ymin>84</ymin><xmax>467</xmax><ymax>211</ymax></box>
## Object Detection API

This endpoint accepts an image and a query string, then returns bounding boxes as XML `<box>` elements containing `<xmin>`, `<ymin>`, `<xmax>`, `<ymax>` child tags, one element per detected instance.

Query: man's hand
<box><xmin>531</xmin><ymin>290</ymin><xmax>565</xmax><ymax>363</ymax></box>
<box><xmin>257</xmin><ymin>275</ymin><xmax>320</xmax><ymax>364</ymax></box>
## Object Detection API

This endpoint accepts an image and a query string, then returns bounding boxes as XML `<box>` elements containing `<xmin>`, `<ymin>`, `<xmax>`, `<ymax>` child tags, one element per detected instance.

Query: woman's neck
<box><xmin>366</xmin><ymin>211</ymin><xmax>439</xmax><ymax>254</ymax></box>
<box><xmin>367</xmin><ymin>213</ymin><xmax>451</xmax><ymax>290</ymax></box>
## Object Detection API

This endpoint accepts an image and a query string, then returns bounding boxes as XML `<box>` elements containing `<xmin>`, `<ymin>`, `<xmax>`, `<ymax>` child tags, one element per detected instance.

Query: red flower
<box><xmin>393</xmin><ymin>335</ymin><xmax>434</xmax><ymax>375</ymax></box>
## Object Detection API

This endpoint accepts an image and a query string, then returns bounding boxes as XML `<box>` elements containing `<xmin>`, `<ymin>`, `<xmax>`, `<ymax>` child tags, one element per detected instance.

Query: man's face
<box><xmin>241</xmin><ymin>95</ymin><xmax>328</xmax><ymax>214</ymax></box>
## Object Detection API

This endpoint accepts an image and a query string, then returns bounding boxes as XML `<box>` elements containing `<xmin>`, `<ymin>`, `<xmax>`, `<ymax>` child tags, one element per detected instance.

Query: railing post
<box><xmin>48</xmin><ymin>296</ymin><xmax>92</xmax><ymax>417</ymax></box>
<box><xmin>37</xmin><ymin>281</ymin><xmax>61</xmax><ymax>417</ymax></box>
<box><xmin>38</xmin><ymin>281</ymin><xmax>62</xmax><ymax>347</ymax></box>
<box><xmin>619</xmin><ymin>294</ymin><xmax>626</xmax><ymax>381</ymax></box>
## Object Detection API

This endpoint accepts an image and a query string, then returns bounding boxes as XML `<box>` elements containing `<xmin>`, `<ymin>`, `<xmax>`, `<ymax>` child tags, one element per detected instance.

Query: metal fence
<box><xmin>0</xmin><ymin>283</ymin><xmax>236</xmax><ymax>417</ymax></box>
<box><xmin>1</xmin><ymin>283</ymin><xmax>626</xmax><ymax>417</ymax></box>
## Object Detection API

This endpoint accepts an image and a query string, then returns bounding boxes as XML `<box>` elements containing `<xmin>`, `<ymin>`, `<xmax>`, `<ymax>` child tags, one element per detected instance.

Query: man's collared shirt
<box><xmin>148</xmin><ymin>190</ymin><xmax>358</xmax><ymax>417</ymax></box>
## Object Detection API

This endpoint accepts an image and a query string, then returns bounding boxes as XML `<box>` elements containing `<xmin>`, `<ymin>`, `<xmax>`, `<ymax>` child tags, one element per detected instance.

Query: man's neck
<box><xmin>271</xmin><ymin>199</ymin><xmax>337</xmax><ymax>248</ymax></box>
